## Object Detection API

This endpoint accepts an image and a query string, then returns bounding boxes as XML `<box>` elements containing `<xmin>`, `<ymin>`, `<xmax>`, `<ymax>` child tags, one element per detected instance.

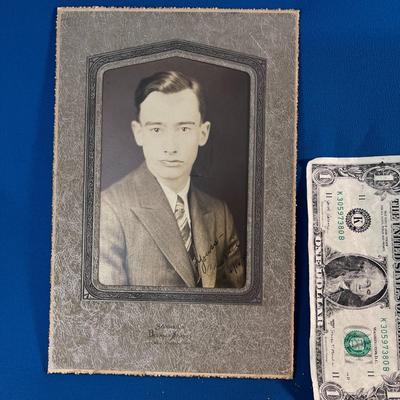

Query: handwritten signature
<box><xmin>194</xmin><ymin>234</ymin><xmax>242</xmax><ymax>274</ymax></box>
<box><xmin>193</xmin><ymin>233</ymin><xmax>223</xmax><ymax>273</ymax></box>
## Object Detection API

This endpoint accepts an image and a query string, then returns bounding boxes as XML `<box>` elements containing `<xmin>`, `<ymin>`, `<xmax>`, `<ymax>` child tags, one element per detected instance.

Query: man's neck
<box><xmin>157</xmin><ymin>176</ymin><xmax>190</xmax><ymax>194</ymax></box>
<box><xmin>145</xmin><ymin>162</ymin><xmax>190</xmax><ymax>193</ymax></box>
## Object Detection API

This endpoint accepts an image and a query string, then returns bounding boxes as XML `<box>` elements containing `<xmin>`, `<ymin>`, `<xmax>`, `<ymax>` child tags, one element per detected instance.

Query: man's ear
<box><xmin>131</xmin><ymin>120</ymin><xmax>143</xmax><ymax>146</ymax></box>
<box><xmin>198</xmin><ymin>121</ymin><xmax>211</xmax><ymax>147</ymax></box>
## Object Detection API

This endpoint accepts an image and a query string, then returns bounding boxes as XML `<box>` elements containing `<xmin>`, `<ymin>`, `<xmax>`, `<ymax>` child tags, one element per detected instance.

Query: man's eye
<box><xmin>151</xmin><ymin>127</ymin><xmax>161</xmax><ymax>133</ymax></box>
<box><xmin>367</xmin><ymin>289</ymin><xmax>371</xmax><ymax>295</ymax></box>
<box><xmin>181</xmin><ymin>126</ymin><xmax>191</xmax><ymax>133</ymax></box>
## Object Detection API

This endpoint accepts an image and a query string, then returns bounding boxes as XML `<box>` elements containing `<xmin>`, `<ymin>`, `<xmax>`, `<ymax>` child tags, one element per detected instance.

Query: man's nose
<box><xmin>163</xmin><ymin>131</ymin><xmax>178</xmax><ymax>154</ymax></box>
<box><xmin>361</xmin><ymin>279</ymin><xmax>371</xmax><ymax>289</ymax></box>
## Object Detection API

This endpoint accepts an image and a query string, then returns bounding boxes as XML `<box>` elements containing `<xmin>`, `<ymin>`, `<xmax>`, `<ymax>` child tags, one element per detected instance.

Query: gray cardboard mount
<box><xmin>49</xmin><ymin>7</ymin><xmax>299</xmax><ymax>378</ymax></box>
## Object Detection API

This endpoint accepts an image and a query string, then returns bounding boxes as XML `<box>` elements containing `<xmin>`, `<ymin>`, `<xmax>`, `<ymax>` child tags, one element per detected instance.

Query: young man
<box><xmin>99</xmin><ymin>71</ymin><xmax>245</xmax><ymax>289</ymax></box>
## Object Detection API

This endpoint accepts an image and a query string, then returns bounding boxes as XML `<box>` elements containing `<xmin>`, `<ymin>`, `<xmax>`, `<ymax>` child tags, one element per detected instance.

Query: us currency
<box><xmin>308</xmin><ymin>156</ymin><xmax>400</xmax><ymax>400</ymax></box>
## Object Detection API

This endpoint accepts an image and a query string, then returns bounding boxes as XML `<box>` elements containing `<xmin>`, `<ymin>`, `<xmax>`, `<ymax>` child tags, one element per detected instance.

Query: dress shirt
<box><xmin>157</xmin><ymin>178</ymin><xmax>192</xmax><ymax>228</ymax></box>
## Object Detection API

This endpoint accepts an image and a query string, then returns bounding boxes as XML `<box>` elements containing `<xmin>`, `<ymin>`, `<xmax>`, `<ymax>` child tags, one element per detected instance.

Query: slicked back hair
<box><xmin>135</xmin><ymin>71</ymin><xmax>206</xmax><ymax>121</ymax></box>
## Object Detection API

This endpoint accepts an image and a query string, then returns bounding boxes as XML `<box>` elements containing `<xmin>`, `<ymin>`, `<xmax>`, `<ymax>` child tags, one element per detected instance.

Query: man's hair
<box><xmin>135</xmin><ymin>71</ymin><xmax>206</xmax><ymax>121</ymax></box>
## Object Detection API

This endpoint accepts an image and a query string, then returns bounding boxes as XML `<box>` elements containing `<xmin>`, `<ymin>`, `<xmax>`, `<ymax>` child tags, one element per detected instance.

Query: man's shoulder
<box><xmin>102</xmin><ymin>166</ymin><xmax>144</xmax><ymax>206</ymax></box>
<box><xmin>103</xmin><ymin>170</ymin><xmax>132</xmax><ymax>194</ymax></box>
<box><xmin>191</xmin><ymin>185</ymin><xmax>227</xmax><ymax>215</ymax></box>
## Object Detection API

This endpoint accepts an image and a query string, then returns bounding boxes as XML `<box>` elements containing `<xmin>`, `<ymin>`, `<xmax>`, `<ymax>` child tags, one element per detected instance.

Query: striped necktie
<box><xmin>174</xmin><ymin>195</ymin><xmax>200</xmax><ymax>285</ymax></box>
<box><xmin>174</xmin><ymin>195</ymin><xmax>192</xmax><ymax>251</ymax></box>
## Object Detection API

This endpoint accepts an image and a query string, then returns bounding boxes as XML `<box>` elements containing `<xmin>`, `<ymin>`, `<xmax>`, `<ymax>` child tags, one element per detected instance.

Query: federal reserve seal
<box><xmin>346</xmin><ymin>208</ymin><xmax>371</xmax><ymax>233</ymax></box>
<box><xmin>344</xmin><ymin>330</ymin><xmax>371</xmax><ymax>357</ymax></box>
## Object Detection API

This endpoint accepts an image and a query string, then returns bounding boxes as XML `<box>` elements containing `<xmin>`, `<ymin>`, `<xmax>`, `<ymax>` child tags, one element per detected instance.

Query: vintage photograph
<box><xmin>98</xmin><ymin>59</ymin><xmax>250</xmax><ymax>289</ymax></box>
<box><xmin>82</xmin><ymin>40</ymin><xmax>267</xmax><ymax>303</ymax></box>
<box><xmin>49</xmin><ymin>8</ymin><xmax>298</xmax><ymax>378</ymax></box>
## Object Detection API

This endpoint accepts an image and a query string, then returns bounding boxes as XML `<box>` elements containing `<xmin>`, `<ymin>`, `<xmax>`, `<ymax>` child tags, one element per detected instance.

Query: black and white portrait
<box><xmin>98</xmin><ymin>57</ymin><xmax>250</xmax><ymax>289</ymax></box>
<box><xmin>51</xmin><ymin>10</ymin><xmax>298</xmax><ymax>378</ymax></box>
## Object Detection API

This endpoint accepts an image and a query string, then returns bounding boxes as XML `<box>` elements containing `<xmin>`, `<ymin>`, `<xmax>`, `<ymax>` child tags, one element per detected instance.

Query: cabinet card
<box><xmin>49</xmin><ymin>7</ymin><xmax>299</xmax><ymax>378</ymax></box>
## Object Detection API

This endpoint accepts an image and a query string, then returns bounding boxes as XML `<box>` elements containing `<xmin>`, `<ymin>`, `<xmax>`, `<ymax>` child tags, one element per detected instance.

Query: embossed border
<box><xmin>81</xmin><ymin>40</ymin><xmax>266</xmax><ymax>304</ymax></box>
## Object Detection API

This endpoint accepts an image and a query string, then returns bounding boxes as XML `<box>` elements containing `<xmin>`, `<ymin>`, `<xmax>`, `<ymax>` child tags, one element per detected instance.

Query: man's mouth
<box><xmin>159</xmin><ymin>160</ymin><xmax>184</xmax><ymax>167</ymax></box>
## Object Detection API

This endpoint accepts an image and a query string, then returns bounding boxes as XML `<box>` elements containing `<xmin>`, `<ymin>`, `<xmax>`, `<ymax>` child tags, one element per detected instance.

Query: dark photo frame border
<box><xmin>82</xmin><ymin>40</ymin><xmax>266</xmax><ymax>304</ymax></box>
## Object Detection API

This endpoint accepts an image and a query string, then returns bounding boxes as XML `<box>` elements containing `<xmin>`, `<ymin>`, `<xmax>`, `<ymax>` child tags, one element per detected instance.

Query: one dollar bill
<box><xmin>308</xmin><ymin>156</ymin><xmax>400</xmax><ymax>400</ymax></box>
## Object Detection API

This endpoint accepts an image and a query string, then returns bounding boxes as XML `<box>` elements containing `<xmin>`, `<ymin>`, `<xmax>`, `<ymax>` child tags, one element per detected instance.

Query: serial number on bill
<box><xmin>337</xmin><ymin>191</ymin><xmax>345</xmax><ymax>240</ymax></box>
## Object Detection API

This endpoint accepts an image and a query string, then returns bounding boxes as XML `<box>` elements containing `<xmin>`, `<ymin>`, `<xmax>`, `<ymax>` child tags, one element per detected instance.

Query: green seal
<box><xmin>344</xmin><ymin>330</ymin><xmax>371</xmax><ymax>357</ymax></box>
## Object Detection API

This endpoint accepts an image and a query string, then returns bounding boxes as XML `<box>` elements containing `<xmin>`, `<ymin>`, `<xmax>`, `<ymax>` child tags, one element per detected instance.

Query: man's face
<box><xmin>348</xmin><ymin>263</ymin><xmax>386</xmax><ymax>301</ymax></box>
<box><xmin>131</xmin><ymin>88</ymin><xmax>210</xmax><ymax>191</ymax></box>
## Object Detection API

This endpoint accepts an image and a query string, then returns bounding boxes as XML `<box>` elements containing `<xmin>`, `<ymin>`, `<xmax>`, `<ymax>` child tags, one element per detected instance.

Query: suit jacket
<box><xmin>99</xmin><ymin>163</ymin><xmax>245</xmax><ymax>288</ymax></box>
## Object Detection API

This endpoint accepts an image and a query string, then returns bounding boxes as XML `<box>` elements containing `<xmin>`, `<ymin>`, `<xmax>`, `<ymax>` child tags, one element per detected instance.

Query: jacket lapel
<box><xmin>190</xmin><ymin>188</ymin><xmax>217</xmax><ymax>288</ymax></box>
<box><xmin>129</xmin><ymin>164</ymin><xmax>196</xmax><ymax>287</ymax></box>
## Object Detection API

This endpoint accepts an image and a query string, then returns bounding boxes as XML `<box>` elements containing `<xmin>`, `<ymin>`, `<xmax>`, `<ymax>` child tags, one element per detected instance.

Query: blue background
<box><xmin>1</xmin><ymin>1</ymin><xmax>400</xmax><ymax>399</ymax></box>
